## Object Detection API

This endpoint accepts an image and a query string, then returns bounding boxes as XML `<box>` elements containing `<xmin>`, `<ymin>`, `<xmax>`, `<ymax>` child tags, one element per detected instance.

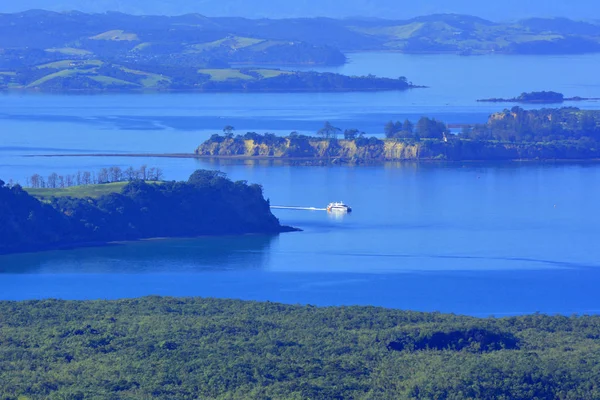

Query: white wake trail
<box><xmin>270</xmin><ymin>206</ymin><xmax>327</xmax><ymax>211</ymax></box>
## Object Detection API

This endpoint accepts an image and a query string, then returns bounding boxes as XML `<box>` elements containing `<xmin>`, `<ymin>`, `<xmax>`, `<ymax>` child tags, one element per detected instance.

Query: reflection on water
<box><xmin>0</xmin><ymin>235</ymin><xmax>277</xmax><ymax>274</ymax></box>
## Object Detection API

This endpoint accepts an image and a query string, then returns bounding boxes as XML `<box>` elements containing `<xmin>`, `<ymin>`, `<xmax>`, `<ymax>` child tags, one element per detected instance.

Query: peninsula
<box><xmin>196</xmin><ymin>107</ymin><xmax>600</xmax><ymax>163</ymax></box>
<box><xmin>0</xmin><ymin>170</ymin><xmax>293</xmax><ymax>255</ymax></box>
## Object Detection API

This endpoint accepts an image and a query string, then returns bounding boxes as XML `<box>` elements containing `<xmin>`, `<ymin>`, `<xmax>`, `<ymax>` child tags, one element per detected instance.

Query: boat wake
<box><xmin>270</xmin><ymin>206</ymin><xmax>327</xmax><ymax>211</ymax></box>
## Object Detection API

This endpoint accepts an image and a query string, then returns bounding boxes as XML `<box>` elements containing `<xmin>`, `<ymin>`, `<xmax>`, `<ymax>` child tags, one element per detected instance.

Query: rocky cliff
<box><xmin>196</xmin><ymin>135</ymin><xmax>600</xmax><ymax>163</ymax></box>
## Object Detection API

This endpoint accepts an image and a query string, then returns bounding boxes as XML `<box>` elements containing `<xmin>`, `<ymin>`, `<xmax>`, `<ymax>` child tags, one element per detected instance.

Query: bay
<box><xmin>1</xmin><ymin>53</ymin><xmax>600</xmax><ymax>315</ymax></box>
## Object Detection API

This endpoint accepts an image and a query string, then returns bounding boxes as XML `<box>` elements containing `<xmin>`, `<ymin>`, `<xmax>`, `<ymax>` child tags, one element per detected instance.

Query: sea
<box><xmin>1</xmin><ymin>53</ymin><xmax>600</xmax><ymax>317</ymax></box>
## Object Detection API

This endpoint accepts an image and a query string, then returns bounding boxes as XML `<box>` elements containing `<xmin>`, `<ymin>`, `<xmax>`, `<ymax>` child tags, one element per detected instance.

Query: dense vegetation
<box><xmin>197</xmin><ymin>108</ymin><xmax>600</xmax><ymax>162</ymax></box>
<box><xmin>477</xmin><ymin>91</ymin><xmax>600</xmax><ymax>104</ymax></box>
<box><xmin>0</xmin><ymin>170</ymin><xmax>288</xmax><ymax>254</ymax></box>
<box><xmin>461</xmin><ymin>107</ymin><xmax>600</xmax><ymax>142</ymax></box>
<box><xmin>1</xmin><ymin>296</ymin><xmax>600</xmax><ymax>399</ymax></box>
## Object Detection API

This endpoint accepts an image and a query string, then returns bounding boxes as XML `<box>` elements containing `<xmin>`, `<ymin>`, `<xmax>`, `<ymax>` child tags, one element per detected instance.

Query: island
<box><xmin>0</xmin><ymin>64</ymin><xmax>417</xmax><ymax>93</ymax></box>
<box><xmin>196</xmin><ymin>107</ymin><xmax>600</xmax><ymax>163</ymax></box>
<box><xmin>2</xmin><ymin>296</ymin><xmax>600</xmax><ymax>399</ymax></box>
<box><xmin>0</xmin><ymin>169</ymin><xmax>295</xmax><ymax>255</ymax></box>
<box><xmin>478</xmin><ymin>91</ymin><xmax>600</xmax><ymax>104</ymax></box>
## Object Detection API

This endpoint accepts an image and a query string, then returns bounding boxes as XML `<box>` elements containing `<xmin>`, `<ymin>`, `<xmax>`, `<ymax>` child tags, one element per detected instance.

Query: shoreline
<box><xmin>23</xmin><ymin>153</ymin><xmax>600</xmax><ymax>164</ymax></box>
<box><xmin>1</xmin><ymin>85</ymin><xmax>424</xmax><ymax>95</ymax></box>
<box><xmin>0</xmin><ymin>229</ymin><xmax>299</xmax><ymax>258</ymax></box>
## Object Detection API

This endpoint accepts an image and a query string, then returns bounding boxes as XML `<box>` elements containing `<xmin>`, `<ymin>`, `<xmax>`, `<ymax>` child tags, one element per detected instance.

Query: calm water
<box><xmin>1</xmin><ymin>53</ymin><xmax>600</xmax><ymax>315</ymax></box>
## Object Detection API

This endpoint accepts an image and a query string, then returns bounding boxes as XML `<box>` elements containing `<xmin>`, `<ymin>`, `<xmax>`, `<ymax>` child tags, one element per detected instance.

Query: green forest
<box><xmin>0</xmin><ymin>170</ymin><xmax>289</xmax><ymax>255</ymax></box>
<box><xmin>1</xmin><ymin>297</ymin><xmax>600</xmax><ymax>399</ymax></box>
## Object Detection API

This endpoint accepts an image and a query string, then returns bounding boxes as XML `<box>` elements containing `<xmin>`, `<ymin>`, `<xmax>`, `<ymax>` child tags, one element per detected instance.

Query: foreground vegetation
<box><xmin>0</xmin><ymin>170</ymin><xmax>288</xmax><ymax>254</ymax></box>
<box><xmin>1</xmin><ymin>297</ymin><xmax>600</xmax><ymax>399</ymax></box>
<box><xmin>197</xmin><ymin>107</ymin><xmax>600</xmax><ymax>163</ymax></box>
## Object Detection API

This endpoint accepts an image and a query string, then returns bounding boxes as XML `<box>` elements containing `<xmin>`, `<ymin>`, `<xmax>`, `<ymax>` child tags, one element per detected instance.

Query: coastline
<box><xmin>2</xmin><ymin>85</ymin><xmax>424</xmax><ymax>94</ymax></box>
<box><xmin>0</xmin><ymin>230</ymin><xmax>299</xmax><ymax>257</ymax></box>
<box><xmin>24</xmin><ymin>152</ymin><xmax>600</xmax><ymax>164</ymax></box>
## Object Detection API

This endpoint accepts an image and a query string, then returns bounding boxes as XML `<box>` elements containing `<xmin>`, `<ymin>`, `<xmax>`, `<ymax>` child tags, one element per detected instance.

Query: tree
<box><xmin>384</xmin><ymin>121</ymin><xmax>396</xmax><ymax>138</ymax></box>
<box><xmin>125</xmin><ymin>167</ymin><xmax>138</xmax><ymax>181</ymax></box>
<box><xmin>344</xmin><ymin>129</ymin><xmax>359</xmax><ymax>140</ymax></box>
<box><xmin>223</xmin><ymin>125</ymin><xmax>235</xmax><ymax>138</ymax></box>
<box><xmin>109</xmin><ymin>167</ymin><xmax>123</xmax><ymax>183</ymax></box>
<box><xmin>47</xmin><ymin>173</ymin><xmax>58</xmax><ymax>189</ymax></box>
<box><xmin>402</xmin><ymin>119</ymin><xmax>414</xmax><ymax>134</ymax></box>
<box><xmin>139</xmin><ymin>165</ymin><xmax>148</xmax><ymax>181</ymax></box>
<box><xmin>416</xmin><ymin>117</ymin><xmax>447</xmax><ymax>139</ymax></box>
<box><xmin>155</xmin><ymin>168</ymin><xmax>164</xmax><ymax>181</ymax></box>
<box><xmin>30</xmin><ymin>174</ymin><xmax>41</xmax><ymax>189</ymax></box>
<box><xmin>98</xmin><ymin>168</ymin><xmax>109</xmax><ymax>184</ymax></box>
<box><xmin>317</xmin><ymin>121</ymin><xmax>341</xmax><ymax>139</ymax></box>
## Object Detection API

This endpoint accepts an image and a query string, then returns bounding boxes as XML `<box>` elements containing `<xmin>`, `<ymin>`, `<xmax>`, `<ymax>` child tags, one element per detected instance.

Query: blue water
<box><xmin>1</xmin><ymin>53</ymin><xmax>600</xmax><ymax>315</ymax></box>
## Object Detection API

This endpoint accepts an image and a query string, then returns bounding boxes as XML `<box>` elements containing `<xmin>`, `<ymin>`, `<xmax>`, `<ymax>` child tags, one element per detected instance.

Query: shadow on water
<box><xmin>0</xmin><ymin>235</ymin><xmax>277</xmax><ymax>274</ymax></box>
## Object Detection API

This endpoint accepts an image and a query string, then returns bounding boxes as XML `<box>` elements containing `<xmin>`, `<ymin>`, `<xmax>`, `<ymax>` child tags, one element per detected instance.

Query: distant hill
<box><xmin>1</xmin><ymin>10</ymin><xmax>600</xmax><ymax>65</ymax></box>
<box><xmin>2</xmin><ymin>11</ymin><xmax>600</xmax><ymax>92</ymax></box>
<box><xmin>1</xmin><ymin>0</ymin><xmax>599</xmax><ymax>20</ymax></box>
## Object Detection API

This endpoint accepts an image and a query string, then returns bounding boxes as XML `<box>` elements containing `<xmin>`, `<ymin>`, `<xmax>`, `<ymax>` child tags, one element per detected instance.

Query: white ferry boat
<box><xmin>327</xmin><ymin>202</ymin><xmax>352</xmax><ymax>213</ymax></box>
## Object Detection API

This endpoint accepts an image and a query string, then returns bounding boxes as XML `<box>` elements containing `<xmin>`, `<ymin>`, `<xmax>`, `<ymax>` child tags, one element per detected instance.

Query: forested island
<box><xmin>478</xmin><ymin>91</ymin><xmax>600</xmax><ymax>104</ymax></box>
<box><xmin>197</xmin><ymin>107</ymin><xmax>600</xmax><ymax>163</ymax></box>
<box><xmin>2</xmin><ymin>296</ymin><xmax>600</xmax><ymax>399</ymax></box>
<box><xmin>0</xmin><ymin>170</ymin><xmax>292</xmax><ymax>255</ymax></box>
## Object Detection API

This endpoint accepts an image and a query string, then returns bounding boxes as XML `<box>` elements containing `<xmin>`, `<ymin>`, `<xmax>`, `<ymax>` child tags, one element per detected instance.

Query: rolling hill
<box><xmin>1</xmin><ymin>0</ymin><xmax>598</xmax><ymax>20</ymax></box>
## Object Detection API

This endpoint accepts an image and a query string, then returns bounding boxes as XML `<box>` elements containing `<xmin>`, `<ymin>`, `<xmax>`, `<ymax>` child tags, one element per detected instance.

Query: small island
<box><xmin>478</xmin><ymin>91</ymin><xmax>600</xmax><ymax>104</ymax></box>
<box><xmin>0</xmin><ymin>169</ymin><xmax>294</xmax><ymax>255</ymax></box>
<box><xmin>196</xmin><ymin>107</ymin><xmax>600</xmax><ymax>163</ymax></box>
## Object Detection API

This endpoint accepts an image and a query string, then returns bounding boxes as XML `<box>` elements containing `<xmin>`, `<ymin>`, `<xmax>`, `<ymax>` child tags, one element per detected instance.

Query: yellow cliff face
<box><xmin>383</xmin><ymin>141</ymin><xmax>419</xmax><ymax>160</ymax></box>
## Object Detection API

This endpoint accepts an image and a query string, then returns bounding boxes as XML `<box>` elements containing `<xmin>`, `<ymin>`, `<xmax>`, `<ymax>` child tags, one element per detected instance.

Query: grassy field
<box><xmin>191</xmin><ymin>36</ymin><xmax>264</xmax><ymax>52</ymax></box>
<box><xmin>90</xmin><ymin>29</ymin><xmax>140</xmax><ymax>41</ymax></box>
<box><xmin>198</xmin><ymin>69</ymin><xmax>254</xmax><ymax>81</ymax></box>
<box><xmin>35</xmin><ymin>59</ymin><xmax>103</xmax><ymax>70</ymax></box>
<box><xmin>45</xmin><ymin>47</ymin><xmax>94</xmax><ymax>56</ymax></box>
<box><xmin>252</xmin><ymin>69</ymin><xmax>292</xmax><ymax>78</ymax></box>
<box><xmin>25</xmin><ymin>182</ymin><xmax>130</xmax><ymax>199</ymax></box>
<box><xmin>26</xmin><ymin>181</ymin><xmax>165</xmax><ymax>199</ymax></box>
<box><xmin>27</xmin><ymin>69</ymin><xmax>84</xmax><ymax>87</ymax></box>
<box><xmin>90</xmin><ymin>75</ymin><xmax>139</xmax><ymax>87</ymax></box>
<box><xmin>121</xmin><ymin>66</ymin><xmax>171</xmax><ymax>87</ymax></box>
<box><xmin>198</xmin><ymin>68</ymin><xmax>291</xmax><ymax>81</ymax></box>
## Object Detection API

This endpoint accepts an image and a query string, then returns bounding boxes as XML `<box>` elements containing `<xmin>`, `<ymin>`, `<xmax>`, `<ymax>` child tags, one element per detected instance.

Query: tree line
<box><xmin>24</xmin><ymin>165</ymin><xmax>164</xmax><ymax>189</ymax></box>
<box><xmin>214</xmin><ymin>107</ymin><xmax>600</xmax><ymax>150</ymax></box>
